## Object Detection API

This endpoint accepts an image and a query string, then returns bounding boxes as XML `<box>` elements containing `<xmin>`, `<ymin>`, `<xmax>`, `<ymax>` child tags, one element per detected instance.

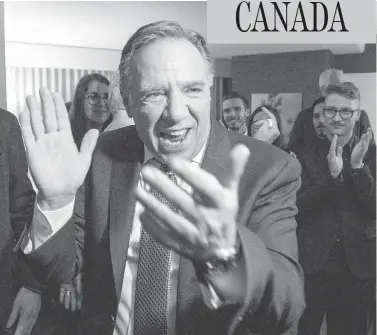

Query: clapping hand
<box><xmin>327</xmin><ymin>135</ymin><xmax>343</xmax><ymax>178</ymax></box>
<box><xmin>20</xmin><ymin>88</ymin><xmax>99</xmax><ymax>210</ymax></box>
<box><xmin>135</xmin><ymin>144</ymin><xmax>250</xmax><ymax>263</ymax></box>
<box><xmin>251</xmin><ymin>107</ymin><xmax>280</xmax><ymax>144</ymax></box>
<box><xmin>351</xmin><ymin>128</ymin><xmax>373</xmax><ymax>168</ymax></box>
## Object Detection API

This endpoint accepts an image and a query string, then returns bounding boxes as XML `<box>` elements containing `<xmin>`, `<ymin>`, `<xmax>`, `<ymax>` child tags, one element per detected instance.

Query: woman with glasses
<box><xmin>68</xmin><ymin>73</ymin><xmax>112</xmax><ymax>147</ymax></box>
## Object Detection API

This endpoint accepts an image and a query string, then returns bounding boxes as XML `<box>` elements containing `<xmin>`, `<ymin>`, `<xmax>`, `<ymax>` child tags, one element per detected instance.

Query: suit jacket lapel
<box><xmin>109</xmin><ymin>127</ymin><xmax>144</xmax><ymax>301</ymax></box>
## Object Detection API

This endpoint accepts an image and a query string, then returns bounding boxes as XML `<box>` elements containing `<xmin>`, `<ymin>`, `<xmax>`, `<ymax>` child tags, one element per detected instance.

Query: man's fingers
<box><xmin>70</xmin><ymin>292</ymin><xmax>77</xmax><ymax>312</ymax></box>
<box><xmin>6</xmin><ymin>302</ymin><xmax>19</xmax><ymax>328</ymax></box>
<box><xmin>14</xmin><ymin>313</ymin><xmax>34</xmax><ymax>335</ymax></box>
<box><xmin>336</xmin><ymin>145</ymin><xmax>343</xmax><ymax>157</ymax></box>
<box><xmin>140</xmin><ymin>165</ymin><xmax>200</xmax><ymax>222</ymax></box>
<box><xmin>19</xmin><ymin>112</ymin><xmax>36</xmax><ymax>148</ymax></box>
<box><xmin>59</xmin><ymin>287</ymin><xmax>65</xmax><ymax>304</ymax></box>
<box><xmin>52</xmin><ymin>92</ymin><xmax>72</xmax><ymax>133</ymax></box>
<box><xmin>39</xmin><ymin>87</ymin><xmax>58</xmax><ymax>133</ymax></box>
<box><xmin>329</xmin><ymin>135</ymin><xmax>338</xmax><ymax>154</ymax></box>
<box><xmin>139</xmin><ymin>210</ymin><xmax>202</xmax><ymax>255</ymax></box>
<box><xmin>135</xmin><ymin>185</ymin><xmax>199</xmax><ymax>241</ymax></box>
<box><xmin>224</xmin><ymin>144</ymin><xmax>250</xmax><ymax>191</ymax></box>
<box><xmin>26</xmin><ymin>95</ymin><xmax>44</xmax><ymax>140</ymax></box>
<box><xmin>261</xmin><ymin>107</ymin><xmax>275</xmax><ymax>120</ymax></box>
<box><xmin>75</xmin><ymin>275</ymin><xmax>83</xmax><ymax>310</ymax></box>
<box><xmin>64</xmin><ymin>291</ymin><xmax>71</xmax><ymax>310</ymax></box>
<box><xmin>80</xmin><ymin>129</ymin><xmax>99</xmax><ymax>159</ymax></box>
<box><xmin>169</xmin><ymin>158</ymin><xmax>225</xmax><ymax>205</ymax></box>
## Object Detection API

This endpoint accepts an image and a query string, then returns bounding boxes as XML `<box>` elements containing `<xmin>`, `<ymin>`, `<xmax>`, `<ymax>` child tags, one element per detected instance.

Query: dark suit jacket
<box><xmin>0</xmin><ymin>109</ymin><xmax>41</xmax><ymax>333</ymax></box>
<box><xmin>28</xmin><ymin>121</ymin><xmax>305</xmax><ymax>335</ymax></box>
<box><xmin>295</xmin><ymin>137</ymin><xmax>376</xmax><ymax>279</ymax></box>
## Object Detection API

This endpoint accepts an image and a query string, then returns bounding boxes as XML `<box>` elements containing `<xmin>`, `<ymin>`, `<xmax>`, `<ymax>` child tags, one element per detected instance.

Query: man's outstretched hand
<box><xmin>20</xmin><ymin>88</ymin><xmax>99</xmax><ymax>210</ymax></box>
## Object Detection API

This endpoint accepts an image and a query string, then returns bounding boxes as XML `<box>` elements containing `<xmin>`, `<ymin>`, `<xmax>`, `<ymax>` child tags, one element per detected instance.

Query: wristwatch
<box><xmin>199</xmin><ymin>235</ymin><xmax>242</xmax><ymax>275</ymax></box>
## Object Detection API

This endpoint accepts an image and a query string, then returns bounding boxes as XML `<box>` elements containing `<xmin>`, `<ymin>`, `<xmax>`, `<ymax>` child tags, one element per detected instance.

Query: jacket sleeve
<box><xmin>24</xmin><ymin>183</ymin><xmax>86</xmax><ymax>286</ymax></box>
<box><xmin>203</xmin><ymin>156</ymin><xmax>305</xmax><ymax>335</ymax></box>
<box><xmin>7</xmin><ymin>114</ymin><xmax>45</xmax><ymax>293</ymax></box>
<box><xmin>350</xmin><ymin>145</ymin><xmax>376</xmax><ymax>219</ymax></box>
<box><xmin>236</xmin><ymin>156</ymin><xmax>305</xmax><ymax>334</ymax></box>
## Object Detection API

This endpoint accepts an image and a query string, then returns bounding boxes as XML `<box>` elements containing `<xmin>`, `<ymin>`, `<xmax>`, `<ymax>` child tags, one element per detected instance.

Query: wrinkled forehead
<box><xmin>325</xmin><ymin>93</ymin><xmax>359</xmax><ymax>109</ymax></box>
<box><xmin>129</xmin><ymin>38</ymin><xmax>211</xmax><ymax>89</ymax></box>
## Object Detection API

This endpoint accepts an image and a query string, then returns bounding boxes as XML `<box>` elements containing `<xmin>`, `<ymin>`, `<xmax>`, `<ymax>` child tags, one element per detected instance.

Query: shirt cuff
<box><xmin>23</xmin><ymin>199</ymin><xmax>75</xmax><ymax>254</ymax></box>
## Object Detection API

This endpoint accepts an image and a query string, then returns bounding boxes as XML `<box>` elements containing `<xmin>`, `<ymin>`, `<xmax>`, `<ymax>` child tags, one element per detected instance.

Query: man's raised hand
<box><xmin>20</xmin><ymin>88</ymin><xmax>99</xmax><ymax>210</ymax></box>
<box><xmin>135</xmin><ymin>144</ymin><xmax>250</xmax><ymax>263</ymax></box>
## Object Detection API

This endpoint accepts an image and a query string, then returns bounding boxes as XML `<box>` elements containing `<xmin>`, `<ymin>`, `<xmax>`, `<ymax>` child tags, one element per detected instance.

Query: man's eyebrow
<box><xmin>138</xmin><ymin>85</ymin><xmax>167</xmax><ymax>93</ymax></box>
<box><xmin>179</xmin><ymin>80</ymin><xmax>206</xmax><ymax>88</ymax></box>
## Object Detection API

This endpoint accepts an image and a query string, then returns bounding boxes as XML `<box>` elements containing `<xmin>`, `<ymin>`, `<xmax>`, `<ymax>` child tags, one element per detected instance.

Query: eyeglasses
<box><xmin>323</xmin><ymin>107</ymin><xmax>357</xmax><ymax>120</ymax></box>
<box><xmin>85</xmin><ymin>92</ymin><xmax>109</xmax><ymax>105</ymax></box>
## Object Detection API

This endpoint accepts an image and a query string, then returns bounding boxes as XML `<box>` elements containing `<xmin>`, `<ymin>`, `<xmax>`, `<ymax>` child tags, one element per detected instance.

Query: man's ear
<box><xmin>246</xmin><ymin>108</ymin><xmax>250</xmax><ymax>117</ymax></box>
<box><xmin>355</xmin><ymin>109</ymin><xmax>361</xmax><ymax>122</ymax></box>
<box><xmin>122</xmin><ymin>94</ymin><xmax>133</xmax><ymax>118</ymax></box>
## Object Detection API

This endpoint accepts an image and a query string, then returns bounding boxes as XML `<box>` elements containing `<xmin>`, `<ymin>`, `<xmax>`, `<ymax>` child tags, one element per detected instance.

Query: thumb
<box><xmin>6</xmin><ymin>301</ymin><xmax>20</xmax><ymax>328</ymax></box>
<box><xmin>80</xmin><ymin>129</ymin><xmax>99</xmax><ymax>160</ymax></box>
<box><xmin>224</xmin><ymin>144</ymin><xmax>250</xmax><ymax>191</ymax></box>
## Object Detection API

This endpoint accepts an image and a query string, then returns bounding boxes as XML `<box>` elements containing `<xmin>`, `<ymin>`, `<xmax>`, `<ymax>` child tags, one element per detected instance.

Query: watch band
<box><xmin>199</xmin><ymin>235</ymin><xmax>242</xmax><ymax>275</ymax></box>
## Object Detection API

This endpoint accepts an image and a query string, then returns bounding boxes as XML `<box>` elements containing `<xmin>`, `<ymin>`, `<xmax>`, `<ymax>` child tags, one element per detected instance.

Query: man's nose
<box><xmin>165</xmin><ymin>89</ymin><xmax>187</xmax><ymax>121</ymax></box>
<box><xmin>333</xmin><ymin>111</ymin><xmax>342</xmax><ymax>121</ymax></box>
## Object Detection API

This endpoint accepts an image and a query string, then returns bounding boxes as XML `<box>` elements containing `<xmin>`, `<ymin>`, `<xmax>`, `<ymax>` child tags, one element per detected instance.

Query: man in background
<box><xmin>222</xmin><ymin>91</ymin><xmax>250</xmax><ymax>135</ymax></box>
<box><xmin>0</xmin><ymin>109</ymin><xmax>42</xmax><ymax>335</ymax></box>
<box><xmin>296</xmin><ymin>82</ymin><xmax>376</xmax><ymax>335</ymax></box>
<box><xmin>289</xmin><ymin>68</ymin><xmax>373</xmax><ymax>152</ymax></box>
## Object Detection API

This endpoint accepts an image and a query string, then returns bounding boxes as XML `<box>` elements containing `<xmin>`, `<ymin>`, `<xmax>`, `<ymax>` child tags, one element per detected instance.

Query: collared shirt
<box><xmin>24</xmin><ymin>142</ymin><xmax>221</xmax><ymax>335</ymax></box>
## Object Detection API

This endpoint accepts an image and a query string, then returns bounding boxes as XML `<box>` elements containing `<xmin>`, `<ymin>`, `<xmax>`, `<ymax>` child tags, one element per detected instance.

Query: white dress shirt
<box><xmin>24</xmin><ymin>144</ymin><xmax>221</xmax><ymax>335</ymax></box>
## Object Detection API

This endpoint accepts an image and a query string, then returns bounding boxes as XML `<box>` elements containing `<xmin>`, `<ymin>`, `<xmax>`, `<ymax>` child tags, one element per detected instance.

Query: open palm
<box><xmin>20</xmin><ymin>88</ymin><xmax>98</xmax><ymax>207</ymax></box>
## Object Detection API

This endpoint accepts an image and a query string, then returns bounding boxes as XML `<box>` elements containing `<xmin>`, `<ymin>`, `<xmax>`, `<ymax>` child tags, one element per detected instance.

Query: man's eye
<box><xmin>143</xmin><ymin>92</ymin><xmax>165</xmax><ymax>102</ymax></box>
<box><xmin>184</xmin><ymin>87</ymin><xmax>203</xmax><ymax>96</ymax></box>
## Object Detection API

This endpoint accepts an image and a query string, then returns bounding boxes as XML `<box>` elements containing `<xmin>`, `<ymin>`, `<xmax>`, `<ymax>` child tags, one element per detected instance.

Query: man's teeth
<box><xmin>161</xmin><ymin>129</ymin><xmax>188</xmax><ymax>144</ymax></box>
<box><xmin>166</xmin><ymin>130</ymin><xmax>186</xmax><ymax>137</ymax></box>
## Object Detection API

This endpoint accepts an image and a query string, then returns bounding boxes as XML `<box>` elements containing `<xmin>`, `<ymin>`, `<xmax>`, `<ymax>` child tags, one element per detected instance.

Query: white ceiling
<box><xmin>4</xmin><ymin>1</ymin><xmax>368</xmax><ymax>59</ymax></box>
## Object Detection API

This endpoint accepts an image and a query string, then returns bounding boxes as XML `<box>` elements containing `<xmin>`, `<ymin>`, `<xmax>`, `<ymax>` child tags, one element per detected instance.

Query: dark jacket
<box><xmin>0</xmin><ymin>109</ymin><xmax>42</xmax><ymax>333</ymax></box>
<box><xmin>296</xmin><ymin>136</ymin><xmax>376</xmax><ymax>279</ymax></box>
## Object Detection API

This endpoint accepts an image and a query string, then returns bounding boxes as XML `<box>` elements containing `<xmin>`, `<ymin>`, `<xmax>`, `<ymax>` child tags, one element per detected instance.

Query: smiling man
<box><xmin>222</xmin><ymin>92</ymin><xmax>250</xmax><ymax>135</ymax></box>
<box><xmin>21</xmin><ymin>21</ymin><xmax>304</xmax><ymax>335</ymax></box>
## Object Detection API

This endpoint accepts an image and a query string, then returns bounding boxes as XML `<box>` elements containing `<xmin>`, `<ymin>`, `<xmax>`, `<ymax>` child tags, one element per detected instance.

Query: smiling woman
<box><xmin>69</xmin><ymin>73</ymin><xmax>112</xmax><ymax>148</ymax></box>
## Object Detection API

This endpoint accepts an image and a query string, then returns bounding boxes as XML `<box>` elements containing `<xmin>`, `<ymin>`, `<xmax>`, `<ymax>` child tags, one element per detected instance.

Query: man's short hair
<box><xmin>325</xmin><ymin>82</ymin><xmax>361</xmax><ymax>101</ymax></box>
<box><xmin>222</xmin><ymin>91</ymin><xmax>249</xmax><ymax>109</ymax></box>
<box><xmin>118</xmin><ymin>21</ymin><xmax>213</xmax><ymax>106</ymax></box>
